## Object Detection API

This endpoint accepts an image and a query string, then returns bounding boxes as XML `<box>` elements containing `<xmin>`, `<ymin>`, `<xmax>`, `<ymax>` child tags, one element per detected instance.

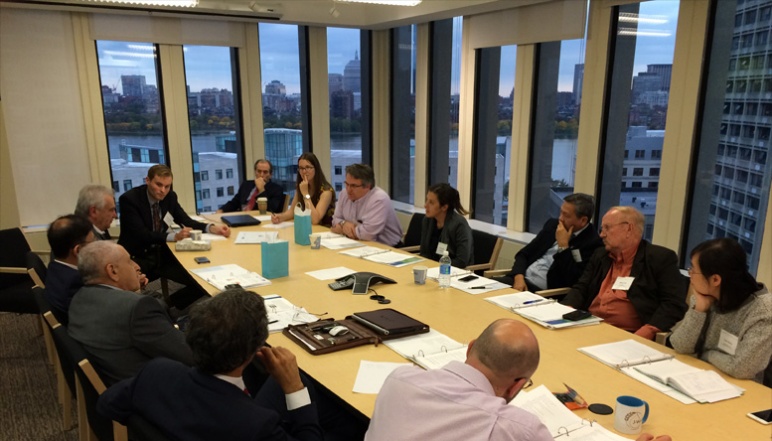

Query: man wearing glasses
<box><xmin>218</xmin><ymin>159</ymin><xmax>285</xmax><ymax>214</ymax></box>
<box><xmin>331</xmin><ymin>163</ymin><xmax>403</xmax><ymax>247</ymax></box>
<box><xmin>366</xmin><ymin>318</ymin><xmax>671</xmax><ymax>441</ymax></box>
<box><xmin>561</xmin><ymin>206</ymin><xmax>687</xmax><ymax>340</ymax></box>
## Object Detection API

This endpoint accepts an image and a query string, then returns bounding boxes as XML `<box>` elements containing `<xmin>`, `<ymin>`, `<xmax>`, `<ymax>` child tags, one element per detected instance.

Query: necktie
<box><xmin>103</xmin><ymin>230</ymin><xmax>111</xmax><ymax>240</ymax></box>
<box><xmin>152</xmin><ymin>202</ymin><xmax>162</xmax><ymax>232</ymax></box>
<box><xmin>246</xmin><ymin>187</ymin><xmax>258</xmax><ymax>211</ymax></box>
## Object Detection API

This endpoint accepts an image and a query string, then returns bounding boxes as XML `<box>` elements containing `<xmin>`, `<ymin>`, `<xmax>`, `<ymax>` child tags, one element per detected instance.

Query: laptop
<box><xmin>221</xmin><ymin>214</ymin><xmax>262</xmax><ymax>227</ymax></box>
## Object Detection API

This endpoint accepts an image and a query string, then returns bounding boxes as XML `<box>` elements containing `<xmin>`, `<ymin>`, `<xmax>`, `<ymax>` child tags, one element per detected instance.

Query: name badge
<box><xmin>717</xmin><ymin>329</ymin><xmax>739</xmax><ymax>355</ymax></box>
<box><xmin>612</xmin><ymin>276</ymin><xmax>635</xmax><ymax>291</ymax></box>
<box><xmin>572</xmin><ymin>249</ymin><xmax>582</xmax><ymax>263</ymax></box>
<box><xmin>436</xmin><ymin>242</ymin><xmax>448</xmax><ymax>255</ymax></box>
<box><xmin>163</xmin><ymin>212</ymin><xmax>175</xmax><ymax>228</ymax></box>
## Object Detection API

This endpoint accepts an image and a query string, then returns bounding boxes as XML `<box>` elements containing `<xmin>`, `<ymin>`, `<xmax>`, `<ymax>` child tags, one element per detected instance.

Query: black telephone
<box><xmin>328</xmin><ymin>272</ymin><xmax>397</xmax><ymax>294</ymax></box>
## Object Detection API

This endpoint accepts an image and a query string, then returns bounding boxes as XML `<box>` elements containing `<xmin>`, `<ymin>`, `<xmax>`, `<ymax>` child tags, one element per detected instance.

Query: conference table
<box><xmin>171</xmin><ymin>213</ymin><xmax>771</xmax><ymax>440</ymax></box>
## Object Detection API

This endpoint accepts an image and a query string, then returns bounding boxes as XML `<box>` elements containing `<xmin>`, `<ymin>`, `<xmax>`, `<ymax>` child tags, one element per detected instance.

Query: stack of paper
<box><xmin>234</xmin><ymin>231</ymin><xmax>279</xmax><ymax>244</ymax></box>
<box><xmin>448</xmin><ymin>275</ymin><xmax>510</xmax><ymax>295</ymax></box>
<box><xmin>383</xmin><ymin>329</ymin><xmax>467</xmax><ymax>370</ymax></box>
<box><xmin>190</xmin><ymin>264</ymin><xmax>271</xmax><ymax>291</ymax></box>
<box><xmin>486</xmin><ymin>292</ymin><xmax>602</xmax><ymax>329</ymax></box>
<box><xmin>262</xmin><ymin>294</ymin><xmax>320</xmax><ymax>332</ymax></box>
<box><xmin>426</xmin><ymin>266</ymin><xmax>472</xmax><ymax>280</ymax></box>
<box><xmin>340</xmin><ymin>247</ymin><xmax>423</xmax><ymax>267</ymax></box>
<box><xmin>320</xmin><ymin>235</ymin><xmax>364</xmax><ymax>250</ymax></box>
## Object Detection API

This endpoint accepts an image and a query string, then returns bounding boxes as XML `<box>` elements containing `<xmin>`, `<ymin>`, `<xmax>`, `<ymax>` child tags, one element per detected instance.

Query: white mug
<box><xmin>614</xmin><ymin>395</ymin><xmax>649</xmax><ymax>434</ymax></box>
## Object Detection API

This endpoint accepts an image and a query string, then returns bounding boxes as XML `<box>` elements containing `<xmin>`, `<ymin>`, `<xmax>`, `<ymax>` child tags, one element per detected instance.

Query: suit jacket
<box><xmin>562</xmin><ymin>240</ymin><xmax>688</xmax><ymax>332</ymax></box>
<box><xmin>44</xmin><ymin>260</ymin><xmax>82</xmax><ymax>325</ymax></box>
<box><xmin>118</xmin><ymin>184</ymin><xmax>208</xmax><ymax>262</ymax></box>
<box><xmin>419</xmin><ymin>211</ymin><xmax>474</xmax><ymax>268</ymax></box>
<box><xmin>92</xmin><ymin>226</ymin><xmax>112</xmax><ymax>241</ymax></box>
<box><xmin>98</xmin><ymin>358</ymin><xmax>323</xmax><ymax>441</ymax></box>
<box><xmin>68</xmin><ymin>285</ymin><xmax>193</xmax><ymax>385</ymax></box>
<box><xmin>220</xmin><ymin>180</ymin><xmax>285</xmax><ymax>214</ymax></box>
<box><xmin>507</xmin><ymin>218</ymin><xmax>603</xmax><ymax>289</ymax></box>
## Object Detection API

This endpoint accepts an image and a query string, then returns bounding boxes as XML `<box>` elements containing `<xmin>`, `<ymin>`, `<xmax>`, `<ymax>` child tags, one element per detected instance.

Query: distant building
<box><xmin>264</xmin><ymin>128</ymin><xmax>303</xmax><ymax>195</ymax></box>
<box><xmin>343</xmin><ymin>51</ymin><xmax>361</xmax><ymax>93</ymax></box>
<box><xmin>121</xmin><ymin>75</ymin><xmax>146</xmax><ymax>97</ymax></box>
<box><xmin>573</xmin><ymin>64</ymin><xmax>584</xmax><ymax>106</ymax></box>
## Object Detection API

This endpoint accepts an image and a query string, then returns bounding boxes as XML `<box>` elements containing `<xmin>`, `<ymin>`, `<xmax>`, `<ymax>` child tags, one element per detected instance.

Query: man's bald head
<box><xmin>78</xmin><ymin>241</ymin><xmax>141</xmax><ymax>292</ymax></box>
<box><xmin>467</xmin><ymin>319</ymin><xmax>540</xmax><ymax>402</ymax></box>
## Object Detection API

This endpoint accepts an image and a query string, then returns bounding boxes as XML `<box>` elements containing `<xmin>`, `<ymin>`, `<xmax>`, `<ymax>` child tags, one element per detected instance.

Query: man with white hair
<box><xmin>561</xmin><ymin>206</ymin><xmax>688</xmax><ymax>340</ymax></box>
<box><xmin>75</xmin><ymin>184</ymin><xmax>117</xmax><ymax>240</ymax></box>
<box><xmin>68</xmin><ymin>241</ymin><xmax>192</xmax><ymax>385</ymax></box>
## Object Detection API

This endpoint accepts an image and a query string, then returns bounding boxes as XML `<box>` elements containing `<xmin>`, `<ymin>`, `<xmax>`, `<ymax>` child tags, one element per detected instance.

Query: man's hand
<box><xmin>255</xmin><ymin>176</ymin><xmax>266</xmax><ymax>193</ymax></box>
<box><xmin>209</xmin><ymin>224</ymin><xmax>231</xmax><ymax>238</ymax></box>
<box><xmin>174</xmin><ymin>227</ymin><xmax>192</xmax><ymax>241</ymax></box>
<box><xmin>256</xmin><ymin>346</ymin><xmax>304</xmax><ymax>394</ymax></box>
<box><xmin>635</xmin><ymin>434</ymin><xmax>671</xmax><ymax>441</ymax></box>
<box><xmin>555</xmin><ymin>221</ymin><xmax>573</xmax><ymax>249</ymax></box>
<box><xmin>331</xmin><ymin>222</ymin><xmax>343</xmax><ymax>234</ymax></box>
<box><xmin>513</xmin><ymin>274</ymin><xmax>527</xmax><ymax>292</ymax></box>
<box><xmin>341</xmin><ymin>221</ymin><xmax>358</xmax><ymax>239</ymax></box>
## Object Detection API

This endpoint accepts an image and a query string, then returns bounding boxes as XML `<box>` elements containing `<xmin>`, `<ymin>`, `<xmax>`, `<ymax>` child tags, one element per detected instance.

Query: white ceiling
<box><xmin>3</xmin><ymin>0</ymin><xmax>550</xmax><ymax>29</ymax></box>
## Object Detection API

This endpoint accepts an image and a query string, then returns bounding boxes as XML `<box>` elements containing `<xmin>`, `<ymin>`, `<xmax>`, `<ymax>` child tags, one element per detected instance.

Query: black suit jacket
<box><xmin>44</xmin><ymin>260</ymin><xmax>82</xmax><ymax>325</ymax></box>
<box><xmin>562</xmin><ymin>240</ymin><xmax>688</xmax><ymax>332</ymax></box>
<box><xmin>98</xmin><ymin>358</ymin><xmax>323</xmax><ymax>441</ymax></box>
<box><xmin>220</xmin><ymin>180</ymin><xmax>285</xmax><ymax>213</ymax></box>
<box><xmin>118</xmin><ymin>184</ymin><xmax>208</xmax><ymax>262</ymax></box>
<box><xmin>507</xmin><ymin>218</ymin><xmax>603</xmax><ymax>289</ymax></box>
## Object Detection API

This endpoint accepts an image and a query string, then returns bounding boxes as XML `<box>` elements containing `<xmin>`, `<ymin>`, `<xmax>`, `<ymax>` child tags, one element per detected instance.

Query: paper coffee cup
<box><xmin>257</xmin><ymin>197</ymin><xmax>268</xmax><ymax>214</ymax></box>
<box><xmin>190</xmin><ymin>229</ymin><xmax>202</xmax><ymax>241</ymax></box>
<box><xmin>413</xmin><ymin>265</ymin><xmax>428</xmax><ymax>285</ymax></box>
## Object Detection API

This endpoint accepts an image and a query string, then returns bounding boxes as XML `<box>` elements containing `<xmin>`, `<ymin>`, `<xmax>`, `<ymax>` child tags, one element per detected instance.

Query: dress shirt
<box><xmin>332</xmin><ymin>187</ymin><xmax>403</xmax><ymax>246</ymax></box>
<box><xmin>146</xmin><ymin>192</ymin><xmax>211</xmax><ymax>242</ymax></box>
<box><xmin>588</xmin><ymin>243</ymin><xmax>644</xmax><ymax>333</ymax></box>
<box><xmin>524</xmin><ymin>224</ymin><xmax>590</xmax><ymax>291</ymax></box>
<box><xmin>214</xmin><ymin>374</ymin><xmax>312</xmax><ymax>410</ymax></box>
<box><xmin>365</xmin><ymin>361</ymin><xmax>552</xmax><ymax>441</ymax></box>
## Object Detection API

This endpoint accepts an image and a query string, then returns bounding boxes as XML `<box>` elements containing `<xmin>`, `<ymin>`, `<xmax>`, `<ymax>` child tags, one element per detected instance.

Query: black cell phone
<box><xmin>458</xmin><ymin>275</ymin><xmax>479</xmax><ymax>282</ymax></box>
<box><xmin>224</xmin><ymin>283</ymin><xmax>242</xmax><ymax>290</ymax></box>
<box><xmin>562</xmin><ymin>310</ymin><xmax>592</xmax><ymax>321</ymax></box>
<box><xmin>194</xmin><ymin>256</ymin><xmax>210</xmax><ymax>264</ymax></box>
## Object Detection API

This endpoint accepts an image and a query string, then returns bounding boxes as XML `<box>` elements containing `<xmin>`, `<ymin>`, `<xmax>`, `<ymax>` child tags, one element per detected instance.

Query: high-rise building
<box><xmin>647</xmin><ymin>64</ymin><xmax>672</xmax><ymax>91</ymax></box>
<box><xmin>343</xmin><ymin>51</ymin><xmax>361</xmax><ymax>93</ymax></box>
<box><xmin>121</xmin><ymin>75</ymin><xmax>146</xmax><ymax>97</ymax></box>
<box><xmin>265</xmin><ymin>80</ymin><xmax>286</xmax><ymax>95</ymax></box>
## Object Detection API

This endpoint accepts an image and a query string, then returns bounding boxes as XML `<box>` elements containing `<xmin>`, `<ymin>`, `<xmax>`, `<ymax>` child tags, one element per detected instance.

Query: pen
<box><xmin>523</xmin><ymin>299</ymin><xmax>544</xmax><ymax>305</ymax></box>
<box><xmin>471</xmin><ymin>285</ymin><xmax>492</xmax><ymax>289</ymax></box>
<box><xmin>268</xmin><ymin>319</ymin><xmax>279</xmax><ymax>324</ymax></box>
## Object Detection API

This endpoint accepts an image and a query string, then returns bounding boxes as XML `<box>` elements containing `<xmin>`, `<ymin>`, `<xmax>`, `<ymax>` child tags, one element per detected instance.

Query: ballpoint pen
<box><xmin>522</xmin><ymin>299</ymin><xmax>544</xmax><ymax>305</ymax></box>
<box><xmin>471</xmin><ymin>285</ymin><xmax>492</xmax><ymax>289</ymax></box>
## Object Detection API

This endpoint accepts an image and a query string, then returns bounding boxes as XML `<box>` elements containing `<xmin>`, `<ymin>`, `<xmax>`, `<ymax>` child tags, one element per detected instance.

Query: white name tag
<box><xmin>718</xmin><ymin>329</ymin><xmax>739</xmax><ymax>355</ymax></box>
<box><xmin>572</xmin><ymin>249</ymin><xmax>582</xmax><ymax>263</ymax></box>
<box><xmin>612</xmin><ymin>276</ymin><xmax>635</xmax><ymax>291</ymax></box>
<box><xmin>163</xmin><ymin>212</ymin><xmax>175</xmax><ymax>228</ymax></box>
<box><xmin>436</xmin><ymin>242</ymin><xmax>448</xmax><ymax>255</ymax></box>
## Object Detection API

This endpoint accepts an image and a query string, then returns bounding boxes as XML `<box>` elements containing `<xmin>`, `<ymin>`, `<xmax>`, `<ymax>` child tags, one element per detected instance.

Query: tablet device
<box><xmin>221</xmin><ymin>214</ymin><xmax>262</xmax><ymax>227</ymax></box>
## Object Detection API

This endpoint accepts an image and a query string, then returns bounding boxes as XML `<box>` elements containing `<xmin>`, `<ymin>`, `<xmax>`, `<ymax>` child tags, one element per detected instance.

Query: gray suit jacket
<box><xmin>419</xmin><ymin>211</ymin><xmax>474</xmax><ymax>268</ymax></box>
<box><xmin>68</xmin><ymin>285</ymin><xmax>193</xmax><ymax>385</ymax></box>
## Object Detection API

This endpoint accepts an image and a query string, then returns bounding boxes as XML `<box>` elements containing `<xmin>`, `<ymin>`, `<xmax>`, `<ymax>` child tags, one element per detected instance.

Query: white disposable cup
<box><xmin>613</xmin><ymin>395</ymin><xmax>649</xmax><ymax>434</ymax></box>
<box><xmin>413</xmin><ymin>265</ymin><xmax>428</xmax><ymax>285</ymax></box>
<box><xmin>309</xmin><ymin>233</ymin><xmax>322</xmax><ymax>249</ymax></box>
<box><xmin>190</xmin><ymin>229</ymin><xmax>203</xmax><ymax>241</ymax></box>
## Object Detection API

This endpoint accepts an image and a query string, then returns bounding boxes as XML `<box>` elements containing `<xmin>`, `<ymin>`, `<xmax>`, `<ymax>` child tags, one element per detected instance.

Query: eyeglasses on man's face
<box><xmin>344</xmin><ymin>182</ymin><xmax>364</xmax><ymax>189</ymax></box>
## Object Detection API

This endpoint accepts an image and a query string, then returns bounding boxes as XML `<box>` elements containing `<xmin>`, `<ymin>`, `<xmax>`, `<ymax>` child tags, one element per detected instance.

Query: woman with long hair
<box><xmin>270</xmin><ymin>152</ymin><xmax>336</xmax><ymax>227</ymax></box>
<box><xmin>669</xmin><ymin>238</ymin><xmax>772</xmax><ymax>380</ymax></box>
<box><xmin>419</xmin><ymin>183</ymin><xmax>474</xmax><ymax>268</ymax></box>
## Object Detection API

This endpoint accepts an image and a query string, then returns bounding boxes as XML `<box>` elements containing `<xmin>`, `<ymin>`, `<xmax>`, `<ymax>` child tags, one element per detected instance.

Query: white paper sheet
<box><xmin>352</xmin><ymin>360</ymin><xmax>411</xmax><ymax>394</ymax></box>
<box><xmin>320</xmin><ymin>236</ymin><xmax>365</xmax><ymax>250</ymax></box>
<box><xmin>305</xmin><ymin>267</ymin><xmax>357</xmax><ymax>281</ymax></box>
<box><xmin>201</xmin><ymin>233</ymin><xmax>228</xmax><ymax>241</ymax></box>
<box><xmin>262</xmin><ymin>222</ymin><xmax>294</xmax><ymax>229</ymax></box>
<box><xmin>234</xmin><ymin>231</ymin><xmax>279</xmax><ymax>244</ymax></box>
<box><xmin>262</xmin><ymin>295</ymin><xmax>319</xmax><ymax>332</ymax></box>
<box><xmin>190</xmin><ymin>264</ymin><xmax>271</xmax><ymax>291</ymax></box>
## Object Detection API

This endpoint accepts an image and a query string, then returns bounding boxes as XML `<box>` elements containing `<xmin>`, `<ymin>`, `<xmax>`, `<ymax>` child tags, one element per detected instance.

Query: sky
<box><xmin>97</xmin><ymin>0</ymin><xmax>680</xmax><ymax>98</ymax></box>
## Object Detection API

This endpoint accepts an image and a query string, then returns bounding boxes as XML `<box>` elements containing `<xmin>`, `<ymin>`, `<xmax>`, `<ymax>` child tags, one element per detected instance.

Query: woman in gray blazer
<box><xmin>419</xmin><ymin>183</ymin><xmax>474</xmax><ymax>268</ymax></box>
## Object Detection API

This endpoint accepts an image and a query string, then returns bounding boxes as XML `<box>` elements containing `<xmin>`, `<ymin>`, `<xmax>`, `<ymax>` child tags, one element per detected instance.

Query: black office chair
<box><xmin>32</xmin><ymin>285</ymin><xmax>57</xmax><ymax>368</ymax></box>
<box><xmin>26</xmin><ymin>251</ymin><xmax>48</xmax><ymax>288</ymax></box>
<box><xmin>75</xmin><ymin>357</ymin><xmax>128</xmax><ymax>441</ymax></box>
<box><xmin>0</xmin><ymin>227</ymin><xmax>39</xmax><ymax>314</ymax></box>
<box><xmin>467</xmin><ymin>230</ymin><xmax>503</xmax><ymax>275</ymax></box>
<box><xmin>396</xmin><ymin>213</ymin><xmax>425</xmax><ymax>252</ymax></box>
<box><xmin>44</xmin><ymin>311</ymin><xmax>78</xmax><ymax>432</ymax></box>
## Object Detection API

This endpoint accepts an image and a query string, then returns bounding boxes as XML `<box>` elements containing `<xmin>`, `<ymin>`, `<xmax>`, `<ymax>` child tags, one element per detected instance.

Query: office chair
<box><xmin>466</xmin><ymin>230</ymin><xmax>503</xmax><ymax>274</ymax></box>
<box><xmin>0</xmin><ymin>227</ymin><xmax>39</xmax><ymax>314</ymax></box>
<box><xmin>396</xmin><ymin>213</ymin><xmax>425</xmax><ymax>252</ymax></box>
<box><xmin>26</xmin><ymin>251</ymin><xmax>48</xmax><ymax>288</ymax></box>
<box><xmin>32</xmin><ymin>285</ymin><xmax>56</xmax><ymax>368</ymax></box>
<box><xmin>44</xmin><ymin>311</ymin><xmax>78</xmax><ymax>432</ymax></box>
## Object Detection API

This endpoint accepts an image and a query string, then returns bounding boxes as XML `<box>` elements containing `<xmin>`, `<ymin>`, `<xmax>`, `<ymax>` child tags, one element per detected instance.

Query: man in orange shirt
<box><xmin>561</xmin><ymin>206</ymin><xmax>687</xmax><ymax>340</ymax></box>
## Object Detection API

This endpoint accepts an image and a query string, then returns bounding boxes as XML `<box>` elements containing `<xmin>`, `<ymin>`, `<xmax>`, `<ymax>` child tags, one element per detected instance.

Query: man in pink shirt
<box><xmin>366</xmin><ymin>319</ymin><xmax>671</xmax><ymax>441</ymax></box>
<box><xmin>562</xmin><ymin>206</ymin><xmax>687</xmax><ymax>339</ymax></box>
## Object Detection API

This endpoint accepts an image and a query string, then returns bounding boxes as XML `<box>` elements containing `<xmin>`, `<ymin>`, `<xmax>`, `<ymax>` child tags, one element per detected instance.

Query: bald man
<box><xmin>366</xmin><ymin>319</ymin><xmax>670</xmax><ymax>441</ymax></box>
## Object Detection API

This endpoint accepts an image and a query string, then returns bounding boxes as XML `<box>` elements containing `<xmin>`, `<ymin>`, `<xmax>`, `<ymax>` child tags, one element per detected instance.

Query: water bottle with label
<box><xmin>439</xmin><ymin>250</ymin><xmax>451</xmax><ymax>288</ymax></box>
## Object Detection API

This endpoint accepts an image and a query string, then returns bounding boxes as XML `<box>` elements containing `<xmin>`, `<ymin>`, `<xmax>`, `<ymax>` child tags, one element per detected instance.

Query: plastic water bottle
<box><xmin>439</xmin><ymin>251</ymin><xmax>452</xmax><ymax>288</ymax></box>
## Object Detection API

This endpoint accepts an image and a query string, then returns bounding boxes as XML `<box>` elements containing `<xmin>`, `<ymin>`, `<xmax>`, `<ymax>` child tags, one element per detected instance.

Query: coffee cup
<box><xmin>613</xmin><ymin>395</ymin><xmax>649</xmax><ymax>434</ymax></box>
<box><xmin>257</xmin><ymin>197</ymin><xmax>268</xmax><ymax>214</ymax></box>
<box><xmin>190</xmin><ymin>229</ymin><xmax>203</xmax><ymax>241</ymax></box>
<box><xmin>309</xmin><ymin>233</ymin><xmax>322</xmax><ymax>250</ymax></box>
<box><xmin>413</xmin><ymin>265</ymin><xmax>428</xmax><ymax>285</ymax></box>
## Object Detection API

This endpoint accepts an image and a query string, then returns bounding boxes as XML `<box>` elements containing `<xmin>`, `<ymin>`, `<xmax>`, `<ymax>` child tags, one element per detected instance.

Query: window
<box><xmin>226</xmin><ymin>168</ymin><xmax>233</xmax><ymax>179</ymax></box>
<box><xmin>335</xmin><ymin>182</ymin><xmax>343</xmax><ymax>192</ymax></box>
<box><xmin>259</xmin><ymin>23</ymin><xmax>307</xmax><ymax>196</ymax></box>
<box><xmin>598</xmin><ymin>1</ymin><xmax>680</xmax><ymax>241</ymax></box>
<box><xmin>649</xmin><ymin>168</ymin><xmax>660</xmax><ymax>176</ymax></box>
<box><xmin>328</xmin><ymin>27</ymin><xmax>371</xmax><ymax>188</ymax></box>
<box><xmin>335</xmin><ymin>166</ymin><xmax>342</xmax><ymax>175</ymax></box>
<box><xmin>216</xmin><ymin>187</ymin><xmax>224</xmax><ymax>197</ymax></box>
<box><xmin>527</xmin><ymin>38</ymin><xmax>586</xmax><ymax>231</ymax></box>
<box><xmin>651</xmin><ymin>150</ymin><xmax>662</xmax><ymax>159</ymax></box>
<box><xmin>391</xmin><ymin>24</ymin><xmax>417</xmax><ymax>204</ymax></box>
<box><xmin>202</xmin><ymin>188</ymin><xmax>210</xmax><ymax>199</ymax></box>
<box><xmin>227</xmin><ymin>185</ymin><xmax>235</xmax><ymax>196</ymax></box>
<box><xmin>215</xmin><ymin>169</ymin><xmax>223</xmax><ymax>180</ymax></box>
<box><xmin>96</xmin><ymin>41</ymin><xmax>166</xmax><ymax>210</ymax></box>
<box><xmin>112</xmin><ymin>181</ymin><xmax>119</xmax><ymax>193</ymax></box>
<box><xmin>201</xmin><ymin>170</ymin><xmax>209</xmax><ymax>181</ymax></box>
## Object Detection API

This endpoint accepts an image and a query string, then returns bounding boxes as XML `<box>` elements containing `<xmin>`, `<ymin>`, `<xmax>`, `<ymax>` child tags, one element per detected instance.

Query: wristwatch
<box><xmin>557</xmin><ymin>246</ymin><xmax>568</xmax><ymax>252</ymax></box>
<box><xmin>304</xmin><ymin>194</ymin><xmax>311</xmax><ymax>200</ymax></box>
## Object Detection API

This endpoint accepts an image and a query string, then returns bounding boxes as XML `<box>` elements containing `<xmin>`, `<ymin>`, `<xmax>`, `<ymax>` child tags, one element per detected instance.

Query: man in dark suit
<box><xmin>218</xmin><ymin>159</ymin><xmax>285</xmax><ymax>213</ymax></box>
<box><xmin>97</xmin><ymin>288</ymin><xmax>325</xmax><ymax>441</ymax></box>
<box><xmin>44</xmin><ymin>214</ymin><xmax>95</xmax><ymax>324</ymax></box>
<box><xmin>68</xmin><ymin>241</ymin><xmax>193</xmax><ymax>385</ymax></box>
<box><xmin>495</xmin><ymin>193</ymin><xmax>603</xmax><ymax>292</ymax></box>
<box><xmin>75</xmin><ymin>184</ymin><xmax>117</xmax><ymax>241</ymax></box>
<box><xmin>561</xmin><ymin>206</ymin><xmax>688</xmax><ymax>340</ymax></box>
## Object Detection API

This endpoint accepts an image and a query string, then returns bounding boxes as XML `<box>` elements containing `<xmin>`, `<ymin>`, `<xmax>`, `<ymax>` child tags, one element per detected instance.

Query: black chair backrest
<box><xmin>32</xmin><ymin>286</ymin><xmax>52</xmax><ymax>318</ymax></box>
<box><xmin>399</xmin><ymin>213</ymin><xmax>425</xmax><ymax>248</ymax></box>
<box><xmin>472</xmin><ymin>230</ymin><xmax>498</xmax><ymax>267</ymax></box>
<box><xmin>0</xmin><ymin>228</ymin><xmax>32</xmax><ymax>288</ymax></box>
<box><xmin>26</xmin><ymin>251</ymin><xmax>48</xmax><ymax>284</ymax></box>
<box><xmin>46</xmin><ymin>314</ymin><xmax>81</xmax><ymax>412</ymax></box>
<box><xmin>127</xmin><ymin>414</ymin><xmax>174</xmax><ymax>441</ymax></box>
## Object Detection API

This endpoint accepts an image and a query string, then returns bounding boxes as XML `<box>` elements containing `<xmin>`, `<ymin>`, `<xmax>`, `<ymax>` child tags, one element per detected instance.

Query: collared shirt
<box><xmin>365</xmin><ymin>361</ymin><xmax>552</xmax><ymax>441</ymax></box>
<box><xmin>147</xmin><ymin>190</ymin><xmax>211</xmax><ymax>241</ymax></box>
<box><xmin>524</xmin><ymin>224</ymin><xmax>589</xmax><ymax>290</ymax></box>
<box><xmin>332</xmin><ymin>187</ymin><xmax>403</xmax><ymax>246</ymax></box>
<box><xmin>54</xmin><ymin>259</ymin><xmax>78</xmax><ymax>270</ymax></box>
<box><xmin>214</xmin><ymin>374</ymin><xmax>312</xmax><ymax>411</ymax></box>
<box><xmin>589</xmin><ymin>243</ymin><xmax>643</xmax><ymax>332</ymax></box>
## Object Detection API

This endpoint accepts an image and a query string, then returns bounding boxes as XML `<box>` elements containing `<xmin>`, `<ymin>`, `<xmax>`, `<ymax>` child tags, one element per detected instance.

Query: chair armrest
<box><xmin>0</xmin><ymin>266</ymin><xmax>28</xmax><ymax>275</ymax></box>
<box><xmin>31</xmin><ymin>249</ymin><xmax>50</xmax><ymax>256</ymax></box>
<box><xmin>535</xmin><ymin>287</ymin><xmax>570</xmax><ymax>298</ymax></box>
<box><xmin>655</xmin><ymin>332</ymin><xmax>670</xmax><ymax>346</ymax></box>
<box><xmin>465</xmin><ymin>263</ymin><xmax>491</xmax><ymax>272</ymax></box>
<box><xmin>401</xmin><ymin>245</ymin><xmax>420</xmax><ymax>253</ymax></box>
<box><xmin>483</xmin><ymin>269</ymin><xmax>508</xmax><ymax>278</ymax></box>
